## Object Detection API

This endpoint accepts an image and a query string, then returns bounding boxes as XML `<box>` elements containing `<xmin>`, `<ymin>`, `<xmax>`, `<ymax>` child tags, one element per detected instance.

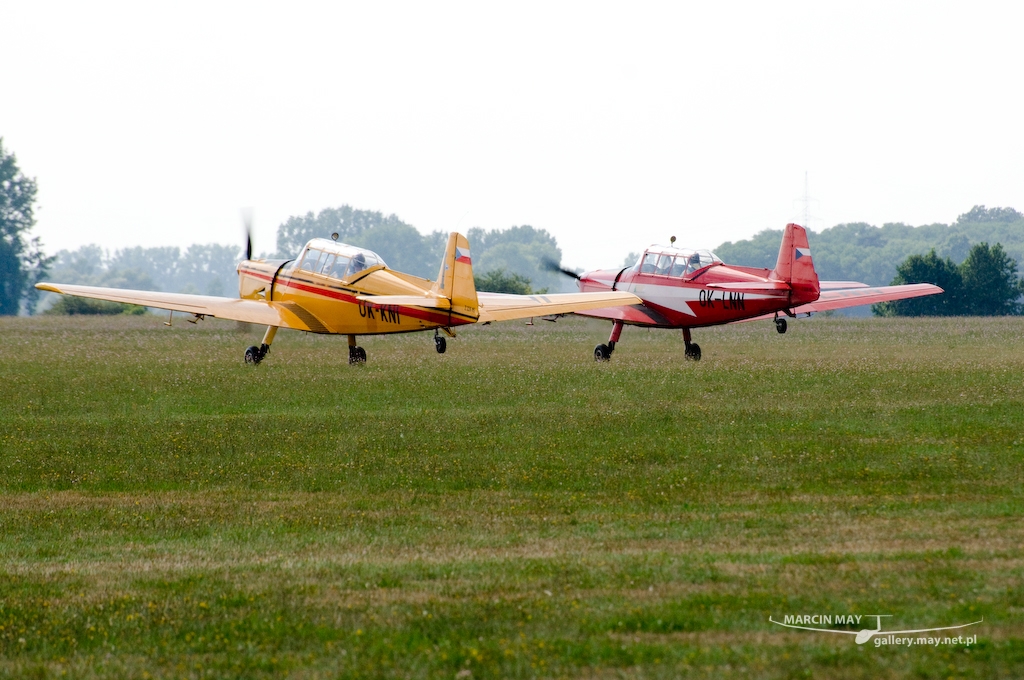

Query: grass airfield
<box><xmin>1</xmin><ymin>314</ymin><xmax>1022</xmax><ymax>679</ymax></box>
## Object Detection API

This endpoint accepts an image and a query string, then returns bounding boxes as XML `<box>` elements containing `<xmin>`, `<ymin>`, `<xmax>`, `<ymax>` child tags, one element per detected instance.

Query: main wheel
<box><xmin>775</xmin><ymin>318</ymin><xmax>788</xmax><ymax>334</ymax></box>
<box><xmin>349</xmin><ymin>346</ymin><xmax>367</xmax><ymax>364</ymax></box>
<box><xmin>244</xmin><ymin>345</ymin><xmax>262</xmax><ymax>365</ymax></box>
<box><xmin>594</xmin><ymin>344</ymin><xmax>612</xmax><ymax>361</ymax></box>
<box><xmin>685</xmin><ymin>343</ymin><xmax>701</xmax><ymax>361</ymax></box>
<box><xmin>435</xmin><ymin>335</ymin><xmax>447</xmax><ymax>354</ymax></box>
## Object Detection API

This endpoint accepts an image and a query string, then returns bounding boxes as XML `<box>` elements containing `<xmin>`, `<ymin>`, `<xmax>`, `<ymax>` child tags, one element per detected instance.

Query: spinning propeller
<box><xmin>541</xmin><ymin>257</ymin><xmax>581</xmax><ymax>281</ymax></box>
<box><xmin>242</xmin><ymin>208</ymin><xmax>254</xmax><ymax>261</ymax></box>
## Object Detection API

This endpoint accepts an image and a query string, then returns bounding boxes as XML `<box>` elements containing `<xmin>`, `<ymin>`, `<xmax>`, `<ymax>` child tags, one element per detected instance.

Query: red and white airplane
<box><xmin>551</xmin><ymin>223</ymin><xmax>942</xmax><ymax>361</ymax></box>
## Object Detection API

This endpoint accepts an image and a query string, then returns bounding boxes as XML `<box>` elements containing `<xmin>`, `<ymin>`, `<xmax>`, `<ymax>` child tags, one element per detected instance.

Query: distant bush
<box><xmin>44</xmin><ymin>297</ymin><xmax>148</xmax><ymax>315</ymax></box>
<box><xmin>474</xmin><ymin>269</ymin><xmax>537</xmax><ymax>295</ymax></box>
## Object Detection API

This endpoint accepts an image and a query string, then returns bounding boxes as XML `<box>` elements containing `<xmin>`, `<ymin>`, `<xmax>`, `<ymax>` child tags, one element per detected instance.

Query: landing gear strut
<box><xmin>244</xmin><ymin>326</ymin><xmax>278</xmax><ymax>365</ymax></box>
<box><xmin>775</xmin><ymin>316</ymin><xmax>788</xmax><ymax>334</ymax></box>
<box><xmin>434</xmin><ymin>331</ymin><xmax>447</xmax><ymax>354</ymax></box>
<box><xmin>348</xmin><ymin>334</ymin><xmax>366</xmax><ymax>364</ymax></box>
<box><xmin>594</xmin><ymin>320</ymin><xmax>624</xmax><ymax>362</ymax></box>
<box><xmin>683</xmin><ymin>328</ymin><xmax>701</xmax><ymax>361</ymax></box>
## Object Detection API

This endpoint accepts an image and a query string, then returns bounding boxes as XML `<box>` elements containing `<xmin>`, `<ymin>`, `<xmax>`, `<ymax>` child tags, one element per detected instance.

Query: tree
<box><xmin>0</xmin><ymin>139</ymin><xmax>53</xmax><ymax>314</ymax></box>
<box><xmin>872</xmin><ymin>250</ymin><xmax>963</xmax><ymax>316</ymax></box>
<box><xmin>955</xmin><ymin>205</ymin><xmax>1024</xmax><ymax>225</ymax></box>
<box><xmin>465</xmin><ymin>225</ymin><xmax>563</xmax><ymax>292</ymax></box>
<box><xmin>275</xmin><ymin>206</ymin><xmax>422</xmax><ymax>259</ymax></box>
<box><xmin>873</xmin><ymin>242</ymin><xmax>1023</xmax><ymax>317</ymax></box>
<box><xmin>474</xmin><ymin>269</ymin><xmax>534</xmax><ymax>294</ymax></box>
<box><xmin>959</xmin><ymin>242</ymin><xmax>1023</xmax><ymax>315</ymax></box>
<box><xmin>44</xmin><ymin>297</ymin><xmax>147</xmax><ymax>315</ymax></box>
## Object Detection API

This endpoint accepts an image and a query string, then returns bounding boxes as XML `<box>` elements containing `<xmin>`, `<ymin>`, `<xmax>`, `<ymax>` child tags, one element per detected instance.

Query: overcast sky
<box><xmin>2</xmin><ymin>1</ymin><xmax>1021</xmax><ymax>268</ymax></box>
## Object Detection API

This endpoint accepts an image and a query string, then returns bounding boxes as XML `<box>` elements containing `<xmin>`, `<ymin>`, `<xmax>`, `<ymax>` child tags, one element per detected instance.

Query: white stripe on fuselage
<box><xmin>628</xmin><ymin>281</ymin><xmax>781</xmax><ymax>316</ymax></box>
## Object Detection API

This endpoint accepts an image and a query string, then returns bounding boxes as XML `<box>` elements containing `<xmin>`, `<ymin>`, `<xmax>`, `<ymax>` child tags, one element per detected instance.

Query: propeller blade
<box><xmin>242</xmin><ymin>208</ymin><xmax>254</xmax><ymax>261</ymax></box>
<box><xmin>541</xmin><ymin>257</ymin><xmax>581</xmax><ymax>280</ymax></box>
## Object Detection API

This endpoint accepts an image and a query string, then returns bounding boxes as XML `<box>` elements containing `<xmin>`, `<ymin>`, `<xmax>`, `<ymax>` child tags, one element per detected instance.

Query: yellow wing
<box><xmin>474</xmin><ymin>291</ymin><xmax>641</xmax><ymax>322</ymax></box>
<box><xmin>356</xmin><ymin>290</ymin><xmax>641</xmax><ymax>322</ymax></box>
<box><xmin>35</xmin><ymin>283</ymin><xmax>323</xmax><ymax>332</ymax></box>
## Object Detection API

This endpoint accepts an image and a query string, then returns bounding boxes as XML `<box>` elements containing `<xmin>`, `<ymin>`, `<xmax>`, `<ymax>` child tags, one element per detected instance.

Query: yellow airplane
<box><xmin>36</xmin><ymin>232</ymin><xmax>640</xmax><ymax>364</ymax></box>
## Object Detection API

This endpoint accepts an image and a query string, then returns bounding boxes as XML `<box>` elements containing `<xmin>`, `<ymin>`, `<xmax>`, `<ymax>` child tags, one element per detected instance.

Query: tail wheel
<box><xmin>684</xmin><ymin>343</ymin><xmax>701</xmax><ymax>361</ymax></box>
<box><xmin>594</xmin><ymin>344</ymin><xmax>612</xmax><ymax>361</ymax></box>
<box><xmin>349</xmin><ymin>346</ymin><xmax>367</xmax><ymax>364</ymax></box>
<box><xmin>775</xmin><ymin>318</ymin><xmax>788</xmax><ymax>334</ymax></box>
<box><xmin>435</xmin><ymin>335</ymin><xmax>447</xmax><ymax>354</ymax></box>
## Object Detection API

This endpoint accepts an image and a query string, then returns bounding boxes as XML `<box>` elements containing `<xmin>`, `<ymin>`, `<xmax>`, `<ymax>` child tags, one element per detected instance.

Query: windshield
<box><xmin>293</xmin><ymin>239</ymin><xmax>387</xmax><ymax>280</ymax></box>
<box><xmin>634</xmin><ymin>247</ymin><xmax>720</xmax><ymax>276</ymax></box>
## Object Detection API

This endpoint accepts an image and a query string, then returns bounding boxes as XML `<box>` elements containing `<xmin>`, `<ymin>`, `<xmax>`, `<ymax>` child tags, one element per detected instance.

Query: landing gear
<box><xmin>244</xmin><ymin>326</ymin><xmax>278</xmax><ymax>365</ymax></box>
<box><xmin>348</xmin><ymin>334</ymin><xmax>366</xmax><ymax>364</ymax></box>
<box><xmin>775</xmin><ymin>317</ymin><xmax>788</xmax><ymax>334</ymax></box>
<box><xmin>594</xmin><ymin>320</ymin><xmax>623</xmax><ymax>362</ymax></box>
<box><xmin>244</xmin><ymin>344</ymin><xmax>267</xmax><ymax>365</ymax></box>
<box><xmin>683</xmin><ymin>327</ymin><xmax>701</xmax><ymax>361</ymax></box>
<box><xmin>434</xmin><ymin>332</ymin><xmax>447</xmax><ymax>354</ymax></box>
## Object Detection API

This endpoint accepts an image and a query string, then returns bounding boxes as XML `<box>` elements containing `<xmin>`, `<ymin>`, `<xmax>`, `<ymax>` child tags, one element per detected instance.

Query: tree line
<box><xmin>276</xmin><ymin>206</ymin><xmax>564</xmax><ymax>293</ymax></box>
<box><xmin>715</xmin><ymin>206</ymin><xmax>1024</xmax><ymax>316</ymax></box>
<box><xmin>715</xmin><ymin>206</ymin><xmax>1024</xmax><ymax>288</ymax></box>
<box><xmin>4</xmin><ymin>136</ymin><xmax>1023</xmax><ymax>315</ymax></box>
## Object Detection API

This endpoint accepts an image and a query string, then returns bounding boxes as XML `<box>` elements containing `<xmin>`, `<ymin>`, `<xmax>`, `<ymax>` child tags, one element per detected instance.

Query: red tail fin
<box><xmin>771</xmin><ymin>224</ymin><xmax>820</xmax><ymax>305</ymax></box>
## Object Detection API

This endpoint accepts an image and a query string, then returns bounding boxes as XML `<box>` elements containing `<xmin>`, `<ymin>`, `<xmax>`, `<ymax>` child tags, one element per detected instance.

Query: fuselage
<box><xmin>236</xmin><ymin>238</ymin><xmax>475</xmax><ymax>335</ymax></box>
<box><xmin>576</xmin><ymin>245</ymin><xmax>820</xmax><ymax>328</ymax></box>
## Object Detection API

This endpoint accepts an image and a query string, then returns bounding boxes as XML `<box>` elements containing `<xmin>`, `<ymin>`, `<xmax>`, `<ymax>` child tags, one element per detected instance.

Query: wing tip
<box><xmin>34</xmin><ymin>283</ymin><xmax>62</xmax><ymax>294</ymax></box>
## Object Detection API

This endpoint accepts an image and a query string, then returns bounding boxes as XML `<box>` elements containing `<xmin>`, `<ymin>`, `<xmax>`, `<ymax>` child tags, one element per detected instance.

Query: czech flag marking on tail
<box><xmin>455</xmin><ymin>247</ymin><xmax>472</xmax><ymax>264</ymax></box>
<box><xmin>795</xmin><ymin>247</ymin><xmax>811</xmax><ymax>260</ymax></box>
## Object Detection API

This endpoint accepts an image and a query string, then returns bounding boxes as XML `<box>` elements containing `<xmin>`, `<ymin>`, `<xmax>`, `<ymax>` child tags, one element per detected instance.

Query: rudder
<box><xmin>431</xmin><ymin>232</ymin><xmax>479</xmax><ymax>323</ymax></box>
<box><xmin>771</xmin><ymin>223</ymin><xmax>820</xmax><ymax>305</ymax></box>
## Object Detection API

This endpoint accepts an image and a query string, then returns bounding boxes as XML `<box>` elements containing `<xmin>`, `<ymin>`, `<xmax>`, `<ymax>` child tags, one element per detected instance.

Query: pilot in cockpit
<box><xmin>349</xmin><ymin>253</ymin><xmax>367</xmax><ymax>274</ymax></box>
<box><xmin>688</xmin><ymin>252</ymin><xmax>701</xmax><ymax>272</ymax></box>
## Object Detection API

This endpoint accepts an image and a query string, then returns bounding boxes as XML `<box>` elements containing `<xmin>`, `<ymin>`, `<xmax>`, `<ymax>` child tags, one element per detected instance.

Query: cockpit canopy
<box><xmin>293</xmin><ymin>238</ymin><xmax>388</xmax><ymax>281</ymax></box>
<box><xmin>633</xmin><ymin>246</ymin><xmax>722</xmax><ymax>277</ymax></box>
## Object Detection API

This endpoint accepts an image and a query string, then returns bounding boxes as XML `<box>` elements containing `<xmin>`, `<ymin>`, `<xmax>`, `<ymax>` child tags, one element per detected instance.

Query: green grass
<box><xmin>1</xmin><ymin>314</ymin><xmax>1022</xmax><ymax>678</ymax></box>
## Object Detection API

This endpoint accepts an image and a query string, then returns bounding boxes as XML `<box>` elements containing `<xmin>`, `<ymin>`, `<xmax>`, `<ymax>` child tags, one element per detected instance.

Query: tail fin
<box><xmin>771</xmin><ymin>223</ymin><xmax>820</xmax><ymax>305</ymax></box>
<box><xmin>431</xmin><ymin>232</ymin><xmax>479</xmax><ymax>322</ymax></box>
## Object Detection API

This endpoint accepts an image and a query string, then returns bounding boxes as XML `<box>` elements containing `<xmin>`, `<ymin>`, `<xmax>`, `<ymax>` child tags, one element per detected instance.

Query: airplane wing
<box><xmin>475</xmin><ymin>291</ymin><xmax>641</xmax><ymax>322</ymax></box>
<box><xmin>356</xmin><ymin>291</ymin><xmax>641</xmax><ymax>323</ymax></box>
<box><xmin>738</xmin><ymin>283</ymin><xmax>943</xmax><ymax>322</ymax></box>
<box><xmin>819</xmin><ymin>281</ymin><xmax>870</xmax><ymax>290</ymax></box>
<box><xmin>793</xmin><ymin>283</ymin><xmax>943</xmax><ymax>313</ymax></box>
<box><xmin>35</xmin><ymin>283</ymin><xmax>323</xmax><ymax>331</ymax></box>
